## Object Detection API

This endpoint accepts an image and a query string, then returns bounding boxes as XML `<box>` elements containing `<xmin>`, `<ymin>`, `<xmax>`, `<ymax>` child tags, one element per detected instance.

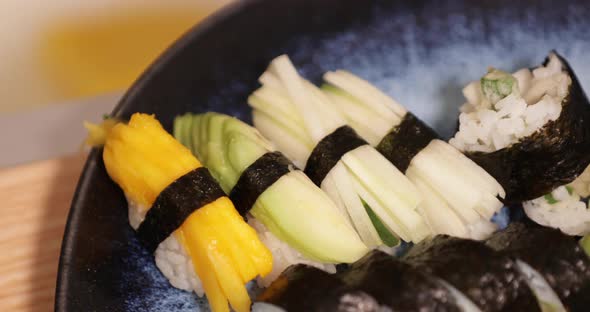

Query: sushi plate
<box><xmin>55</xmin><ymin>0</ymin><xmax>590</xmax><ymax>311</ymax></box>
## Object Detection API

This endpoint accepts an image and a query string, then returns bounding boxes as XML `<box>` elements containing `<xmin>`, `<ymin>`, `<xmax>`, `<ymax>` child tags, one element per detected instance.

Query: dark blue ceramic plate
<box><xmin>56</xmin><ymin>0</ymin><xmax>590</xmax><ymax>310</ymax></box>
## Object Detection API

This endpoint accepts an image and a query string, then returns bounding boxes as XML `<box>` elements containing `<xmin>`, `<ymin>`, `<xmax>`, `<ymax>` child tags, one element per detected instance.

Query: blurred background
<box><xmin>0</xmin><ymin>0</ymin><xmax>232</xmax><ymax>166</ymax></box>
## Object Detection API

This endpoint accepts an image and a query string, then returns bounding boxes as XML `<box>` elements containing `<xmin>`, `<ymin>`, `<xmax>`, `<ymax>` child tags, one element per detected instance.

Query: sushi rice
<box><xmin>247</xmin><ymin>218</ymin><xmax>336</xmax><ymax>287</ymax></box>
<box><xmin>450</xmin><ymin>53</ymin><xmax>570</xmax><ymax>153</ymax></box>
<box><xmin>127</xmin><ymin>198</ymin><xmax>205</xmax><ymax>295</ymax></box>
<box><xmin>523</xmin><ymin>166</ymin><xmax>590</xmax><ymax>236</ymax></box>
<box><xmin>128</xmin><ymin>198</ymin><xmax>336</xmax><ymax>295</ymax></box>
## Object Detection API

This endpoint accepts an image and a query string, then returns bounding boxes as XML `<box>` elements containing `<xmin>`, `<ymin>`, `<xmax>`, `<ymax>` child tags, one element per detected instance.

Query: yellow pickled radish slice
<box><xmin>199</xmin><ymin>201</ymin><xmax>259</xmax><ymax>283</ymax></box>
<box><xmin>206</xmin><ymin>241</ymin><xmax>252</xmax><ymax>312</ymax></box>
<box><xmin>117</xmin><ymin>119</ymin><xmax>201</xmax><ymax>173</ymax></box>
<box><xmin>116</xmin><ymin>126</ymin><xmax>193</xmax><ymax>181</ymax></box>
<box><xmin>103</xmin><ymin>114</ymin><xmax>200</xmax><ymax>206</ymax></box>
<box><xmin>177</xmin><ymin>221</ymin><xmax>229</xmax><ymax>312</ymax></box>
<box><xmin>100</xmin><ymin>113</ymin><xmax>273</xmax><ymax>312</ymax></box>
<box><xmin>211</xmin><ymin>198</ymin><xmax>273</xmax><ymax>274</ymax></box>
<box><xmin>128</xmin><ymin>114</ymin><xmax>199</xmax><ymax>166</ymax></box>
<box><xmin>180</xmin><ymin>202</ymin><xmax>251</xmax><ymax>312</ymax></box>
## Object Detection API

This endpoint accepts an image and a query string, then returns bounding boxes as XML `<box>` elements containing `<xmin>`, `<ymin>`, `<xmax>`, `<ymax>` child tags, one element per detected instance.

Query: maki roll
<box><xmin>402</xmin><ymin>235</ymin><xmax>541</xmax><ymax>311</ymax></box>
<box><xmin>173</xmin><ymin>112</ymin><xmax>369</xmax><ymax>286</ymax></box>
<box><xmin>320</xmin><ymin>70</ymin><xmax>505</xmax><ymax>239</ymax></box>
<box><xmin>449</xmin><ymin>52</ymin><xmax>590</xmax><ymax>203</ymax></box>
<box><xmin>248</xmin><ymin>55</ymin><xmax>431</xmax><ymax>248</ymax></box>
<box><xmin>89</xmin><ymin>113</ymin><xmax>273</xmax><ymax>312</ymax></box>
<box><xmin>255</xmin><ymin>250</ymin><xmax>475</xmax><ymax>312</ymax></box>
<box><xmin>340</xmin><ymin>250</ymin><xmax>472</xmax><ymax>312</ymax></box>
<box><xmin>255</xmin><ymin>265</ymin><xmax>384</xmax><ymax>312</ymax></box>
<box><xmin>486</xmin><ymin>222</ymin><xmax>590</xmax><ymax>311</ymax></box>
<box><xmin>522</xmin><ymin>164</ymin><xmax>590</xmax><ymax>236</ymax></box>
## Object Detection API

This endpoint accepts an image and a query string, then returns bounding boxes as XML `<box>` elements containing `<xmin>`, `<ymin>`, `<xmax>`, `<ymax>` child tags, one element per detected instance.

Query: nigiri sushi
<box><xmin>173</xmin><ymin>112</ymin><xmax>369</xmax><ymax>286</ymax></box>
<box><xmin>317</xmin><ymin>65</ymin><xmax>505</xmax><ymax>239</ymax></box>
<box><xmin>248</xmin><ymin>55</ymin><xmax>431</xmax><ymax>247</ymax></box>
<box><xmin>88</xmin><ymin>113</ymin><xmax>273</xmax><ymax>312</ymax></box>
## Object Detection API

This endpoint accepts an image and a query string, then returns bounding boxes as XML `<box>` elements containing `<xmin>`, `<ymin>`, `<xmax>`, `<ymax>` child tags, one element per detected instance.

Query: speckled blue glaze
<box><xmin>57</xmin><ymin>1</ymin><xmax>590</xmax><ymax>311</ymax></box>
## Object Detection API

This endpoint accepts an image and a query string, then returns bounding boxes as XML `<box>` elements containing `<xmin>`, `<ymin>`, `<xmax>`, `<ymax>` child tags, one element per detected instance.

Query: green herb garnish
<box><xmin>481</xmin><ymin>69</ymin><xmax>519</xmax><ymax>105</ymax></box>
<box><xmin>361</xmin><ymin>198</ymin><xmax>399</xmax><ymax>247</ymax></box>
<box><xmin>566</xmin><ymin>185</ymin><xmax>574</xmax><ymax>195</ymax></box>
<box><xmin>102</xmin><ymin>114</ymin><xmax>111</xmax><ymax>120</ymax></box>
<box><xmin>544</xmin><ymin>193</ymin><xmax>558</xmax><ymax>204</ymax></box>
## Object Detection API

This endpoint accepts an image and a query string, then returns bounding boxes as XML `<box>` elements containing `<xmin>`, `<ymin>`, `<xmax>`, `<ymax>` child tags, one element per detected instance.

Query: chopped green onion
<box><xmin>361</xmin><ymin>198</ymin><xmax>399</xmax><ymax>247</ymax></box>
<box><xmin>565</xmin><ymin>185</ymin><xmax>574</xmax><ymax>195</ymax></box>
<box><xmin>481</xmin><ymin>69</ymin><xmax>519</xmax><ymax>104</ymax></box>
<box><xmin>544</xmin><ymin>193</ymin><xmax>558</xmax><ymax>204</ymax></box>
<box><xmin>102</xmin><ymin>113</ymin><xmax>110</xmax><ymax>120</ymax></box>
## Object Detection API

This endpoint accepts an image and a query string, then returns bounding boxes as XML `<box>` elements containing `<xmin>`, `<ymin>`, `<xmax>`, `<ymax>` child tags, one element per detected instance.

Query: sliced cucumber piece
<box><xmin>174</xmin><ymin>112</ymin><xmax>369</xmax><ymax>264</ymax></box>
<box><xmin>322</xmin><ymin>162</ymin><xmax>382</xmax><ymax>248</ymax></box>
<box><xmin>251</xmin><ymin>171</ymin><xmax>368</xmax><ymax>263</ymax></box>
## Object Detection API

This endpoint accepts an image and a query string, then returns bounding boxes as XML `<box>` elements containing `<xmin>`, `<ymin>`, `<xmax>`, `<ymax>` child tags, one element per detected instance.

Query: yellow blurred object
<box><xmin>0</xmin><ymin>0</ymin><xmax>232</xmax><ymax>112</ymax></box>
<box><xmin>100</xmin><ymin>113</ymin><xmax>272</xmax><ymax>312</ymax></box>
<box><xmin>41</xmin><ymin>8</ymin><xmax>217</xmax><ymax>100</ymax></box>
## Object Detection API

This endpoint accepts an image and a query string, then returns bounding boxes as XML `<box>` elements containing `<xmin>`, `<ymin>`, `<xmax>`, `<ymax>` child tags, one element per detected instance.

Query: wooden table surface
<box><xmin>0</xmin><ymin>153</ymin><xmax>87</xmax><ymax>311</ymax></box>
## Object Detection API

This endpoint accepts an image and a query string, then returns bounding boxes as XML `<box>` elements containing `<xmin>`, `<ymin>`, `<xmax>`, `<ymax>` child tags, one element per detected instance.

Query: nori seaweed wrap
<box><xmin>174</xmin><ymin>112</ymin><xmax>369</xmax><ymax>286</ymax></box>
<box><xmin>486</xmin><ymin>222</ymin><xmax>590</xmax><ymax>311</ymax></box>
<box><xmin>321</xmin><ymin>68</ymin><xmax>506</xmax><ymax>240</ymax></box>
<box><xmin>341</xmin><ymin>250</ymin><xmax>462</xmax><ymax>312</ymax></box>
<box><xmin>257</xmin><ymin>264</ymin><xmax>383</xmax><ymax>312</ymax></box>
<box><xmin>450</xmin><ymin>52</ymin><xmax>590</xmax><ymax>203</ymax></box>
<box><xmin>375</xmin><ymin>112</ymin><xmax>439</xmax><ymax>172</ymax></box>
<box><xmin>248</xmin><ymin>55</ymin><xmax>432</xmax><ymax>246</ymax></box>
<box><xmin>402</xmin><ymin>235</ymin><xmax>541</xmax><ymax>312</ymax></box>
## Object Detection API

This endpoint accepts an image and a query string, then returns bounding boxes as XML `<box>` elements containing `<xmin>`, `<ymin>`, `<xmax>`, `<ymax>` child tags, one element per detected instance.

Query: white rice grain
<box><xmin>451</xmin><ymin>54</ymin><xmax>570</xmax><ymax>153</ymax></box>
<box><xmin>127</xmin><ymin>198</ymin><xmax>205</xmax><ymax>296</ymax></box>
<box><xmin>523</xmin><ymin>181</ymin><xmax>590</xmax><ymax>236</ymax></box>
<box><xmin>248</xmin><ymin>217</ymin><xmax>336</xmax><ymax>288</ymax></box>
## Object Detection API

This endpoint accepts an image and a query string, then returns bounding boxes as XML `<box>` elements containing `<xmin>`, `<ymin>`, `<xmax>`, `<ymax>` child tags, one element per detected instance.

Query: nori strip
<box><xmin>402</xmin><ymin>235</ymin><xmax>541</xmax><ymax>312</ymax></box>
<box><xmin>464</xmin><ymin>52</ymin><xmax>590</xmax><ymax>203</ymax></box>
<box><xmin>486</xmin><ymin>222</ymin><xmax>590</xmax><ymax>311</ymax></box>
<box><xmin>229</xmin><ymin>151</ymin><xmax>293</xmax><ymax>216</ymax></box>
<box><xmin>257</xmin><ymin>264</ymin><xmax>382</xmax><ymax>312</ymax></box>
<box><xmin>136</xmin><ymin>167</ymin><xmax>225</xmax><ymax>253</ymax></box>
<box><xmin>304</xmin><ymin>125</ymin><xmax>368</xmax><ymax>186</ymax></box>
<box><xmin>376</xmin><ymin>112</ymin><xmax>439</xmax><ymax>173</ymax></box>
<box><xmin>341</xmin><ymin>250</ymin><xmax>461</xmax><ymax>312</ymax></box>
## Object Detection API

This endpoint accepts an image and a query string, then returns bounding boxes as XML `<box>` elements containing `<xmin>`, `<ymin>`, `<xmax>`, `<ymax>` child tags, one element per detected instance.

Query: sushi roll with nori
<box><xmin>486</xmin><ymin>222</ymin><xmax>590</xmax><ymax>311</ymax></box>
<box><xmin>449</xmin><ymin>52</ymin><xmax>590</xmax><ymax>203</ymax></box>
<box><xmin>341</xmin><ymin>250</ymin><xmax>475</xmax><ymax>312</ymax></box>
<box><xmin>87</xmin><ymin>113</ymin><xmax>273</xmax><ymax>312</ymax></box>
<box><xmin>402</xmin><ymin>235</ymin><xmax>541</xmax><ymax>311</ymax></box>
<box><xmin>522</xmin><ymin>164</ymin><xmax>590</xmax><ymax>236</ymax></box>
<box><xmin>256</xmin><ymin>264</ymin><xmax>385</xmax><ymax>312</ymax></box>
<box><xmin>320</xmin><ymin>70</ymin><xmax>505</xmax><ymax>239</ymax></box>
<box><xmin>248</xmin><ymin>55</ymin><xmax>431</xmax><ymax>248</ymax></box>
<box><xmin>173</xmin><ymin>112</ymin><xmax>369</xmax><ymax>286</ymax></box>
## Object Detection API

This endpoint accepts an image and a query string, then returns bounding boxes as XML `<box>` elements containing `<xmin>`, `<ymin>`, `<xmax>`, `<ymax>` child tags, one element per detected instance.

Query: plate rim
<box><xmin>54</xmin><ymin>0</ymin><xmax>264</xmax><ymax>310</ymax></box>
